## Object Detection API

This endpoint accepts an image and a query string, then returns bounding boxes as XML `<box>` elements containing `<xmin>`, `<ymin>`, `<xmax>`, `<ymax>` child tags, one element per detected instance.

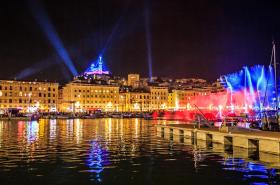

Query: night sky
<box><xmin>1</xmin><ymin>0</ymin><xmax>280</xmax><ymax>82</ymax></box>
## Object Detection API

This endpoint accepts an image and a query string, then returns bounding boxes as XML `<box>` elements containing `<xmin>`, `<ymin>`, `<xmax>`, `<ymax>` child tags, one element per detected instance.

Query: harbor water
<box><xmin>0</xmin><ymin>119</ymin><xmax>279</xmax><ymax>185</ymax></box>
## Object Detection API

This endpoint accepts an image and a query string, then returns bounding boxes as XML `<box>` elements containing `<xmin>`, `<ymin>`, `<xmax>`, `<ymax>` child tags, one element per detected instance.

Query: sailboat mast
<box><xmin>273</xmin><ymin>41</ymin><xmax>278</xmax><ymax>110</ymax></box>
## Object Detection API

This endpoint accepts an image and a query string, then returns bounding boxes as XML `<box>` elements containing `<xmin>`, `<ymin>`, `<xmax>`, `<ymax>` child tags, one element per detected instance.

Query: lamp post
<box><xmin>69</xmin><ymin>101</ymin><xmax>75</xmax><ymax>113</ymax></box>
<box><xmin>75</xmin><ymin>101</ymin><xmax>80</xmax><ymax>113</ymax></box>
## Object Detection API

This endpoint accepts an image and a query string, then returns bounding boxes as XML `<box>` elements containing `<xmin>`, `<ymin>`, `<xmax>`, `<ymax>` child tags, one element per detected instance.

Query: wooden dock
<box><xmin>156</xmin><ymin>124</ymin><xmax>280</xmax><ymax>155</ymax></box>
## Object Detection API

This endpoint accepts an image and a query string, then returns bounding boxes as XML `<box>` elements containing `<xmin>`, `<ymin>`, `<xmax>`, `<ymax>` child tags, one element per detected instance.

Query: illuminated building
<box><xmin>59</xmin><ymin>82</ymin><xmax>119</xmax><ymax>112</ymax></box>
<box><xmin>120</xmin><ymin>89</ymin><xmax>150</xmax><ymax>112</ymax></box>
<box><xmin>59</xmin><ymin>55</ymin><xmax>121</xmax><ymax>112</ymax></box>
<box><xmin>149</xmin><ymin>86</ymin><xmax>168</xmax><ymax>110</ymax></box>
<box><xmin>84</xmin><ymin>56</ymin><xmax>110</xmax><ymax>76</ymax></box>
<box><xmin>175</xmin><ymin>78</ymin><xmax>207</xmax><ymax>83</ymax></box>
<box><xmin>0</xmin><ymin>80</ymin><xmax>58</xmax><ymax>112</ymax></box>
<box><xmin>0</xmin><ymin>52</ymin><xmax>222</xmax><ymax>113</ymax></box>
<box><xmin>73</xmin><ymin>56</ymin><xmax>111</xmax><ymax>84</ymax></box>
<box><xmin>168</xmin><ymin>89</ymin><xmax>211</xmax><ymax>110</ymax></box>
<box><xmin>127</xmin><ymin>74</ymin><xmax>140</xmax><ymax>87</ymax></box>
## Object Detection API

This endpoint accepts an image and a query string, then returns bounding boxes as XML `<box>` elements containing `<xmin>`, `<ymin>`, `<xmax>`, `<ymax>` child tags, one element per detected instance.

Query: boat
<box><xmin>260</xmin><ymin>41</ymin><xmax>280</xmax><ymax>131</ymax></box>
<box><xmin>0</xmin><ymin>113</ymin><xmax>40</xmax><ymax>121</ymax></box>
<box><xmin>123</xmin><ymin>113</ymin><xmax>132</xmax><ymax>118</ymax></box>
<box><xmin>110</xmin><ymin>113</ymin><xmax>123</xmax><ymax>118</ymax></box>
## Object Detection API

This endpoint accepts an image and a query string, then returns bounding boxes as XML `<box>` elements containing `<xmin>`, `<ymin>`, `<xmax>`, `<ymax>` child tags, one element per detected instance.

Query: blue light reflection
<box><xmin>223</xmin><ymin>158</ymin><xmax>278</xmax><ymax>184</ymax></box>
<box><xmin>86</xmin><ymin>140</ymin><xmax>110</xmax><ymax>182</ymax></box>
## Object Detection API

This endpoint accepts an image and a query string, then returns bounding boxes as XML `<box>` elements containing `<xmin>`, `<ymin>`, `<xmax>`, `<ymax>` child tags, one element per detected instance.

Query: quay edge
<box><xmin>156</xmin><ymin>124</ymin><xmax>280</xmax><ymax>155</ymax></box>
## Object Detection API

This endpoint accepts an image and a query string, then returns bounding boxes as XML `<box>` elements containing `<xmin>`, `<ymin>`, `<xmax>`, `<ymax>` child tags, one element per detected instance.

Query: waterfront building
<box><xmin>168</xmin><ymin>88</ymin><xmax>212</xmax><ymax>110</ymax></box>
<box><xmin>149</xmin><ymin>86</ymin><xmax>168</xmax><ymax>110</ymax></box>
<box><xmin>58</xmin><ymin>56</ymin><xmax>121</xmax><ymax>112</ymax></box>
<box><xmin>119</xmin><ymin>88</ymin><xmax>150</xmax><ymax>112</ymax></box>
<box><xmin>168</xmin><ymin>89</ymin><xmax>194</xmax><ymax>110</ymax></box>
<box><xmin>59</xmin><ymin>81</ymin><xmax>119</xmax><ymax>112</ymax></box>
<box><xmin>0</xmin><ymin>77</ymin><xmax>217</xmax><ymax>113</ymax></box>
<box><xmin>0</xmin><ymin>80</ymin><xmax>58</xmax><ymax>112</ymax></box>
<box><xmin>0</xmin><ymin>53</ymin><xmax>217</xmax><ymax>114</ymax></box>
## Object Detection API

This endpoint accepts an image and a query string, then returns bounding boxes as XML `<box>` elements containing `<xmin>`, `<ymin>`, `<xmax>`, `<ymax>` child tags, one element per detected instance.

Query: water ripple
<box><xmin>0</xmin><ymin>119</ymin><xmax>279</xmax><ymax>185</ymax></box>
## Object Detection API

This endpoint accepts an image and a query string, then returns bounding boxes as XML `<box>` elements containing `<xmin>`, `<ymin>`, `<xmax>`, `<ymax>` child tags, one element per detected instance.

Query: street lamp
<box><xmin>75</xmin><ymin>101</ymin><xmax>80</xmax><ymax>113</ymax></box>
<box><xmin>106</xmin><ymin>102</ymin><xmax>112</xmax><ymax>112</ymax></box>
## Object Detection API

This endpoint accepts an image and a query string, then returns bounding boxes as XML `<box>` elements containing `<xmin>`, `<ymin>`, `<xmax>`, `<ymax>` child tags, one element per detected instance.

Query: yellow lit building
<box><xmin>0</xmin><ymin>78</ymin><xmax>215</xmax><ymax>113</ymax></box>
<box><xmin>168</xmin><ymin>89</ymin><xmax>194</xmax><ymax>110</ymax></box>
<box><xmin>0</xmin><ymin>80</ymin><xmax>58</xmax><ymax>112</ymax></box>
<box><xmin>127</xmin><ymin>74</ymin><xmax>140</xmax><ymax>87</ymax></box>
<box><xmin>149</xmin><ymin>86</ymin><xmax>168</xmax><ymax>110</ymax></box>
<box><xmin>168</xmin><ymin>89</ymin><xmax>212</xmax><ymax>110</ymax></box>
<box><xmin>119</xmin><ymin>90</ymin><xmax>150</xmax><ymax>112</ymax></box>
<box><xmin>59</xmin><ymin>82</ymin><xmax>119</xmax><ymax>112</ymax></box>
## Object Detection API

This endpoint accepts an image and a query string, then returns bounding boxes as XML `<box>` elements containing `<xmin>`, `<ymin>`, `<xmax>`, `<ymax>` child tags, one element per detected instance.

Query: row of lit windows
<box><xmin>79</xmin><ymin>101</ymin><xmax>118</xmax><ymax>104</ymax></box>
<box><xmin>0</xmin><ymin>105</ymin><xmax>54</xmax><ymax>108</ymax></box>
<box><xmin>151</xmin><ymin>101</ymin><xmax>167</xmax><ymax>104</ymax></box>
<box><xmin>39</xmin><ymin>93</ymin><xmax>56</xmax><ymax>97</ymax></box>
<box><xmin>132</xmin><ymin>95</ymin><xmax>150</xmax><ymax>99</ymax></box>
<box><xmin>79</xmin><ymin>106</ymin><xmax>114</xmax><ymax>109</ymax></box>
<box><xmin>0</xmin><ymin>91</ymin><xmax>56</xmax><ymax>98</ymax></box>
<box><xmin>0</xmin><ymin>99</ymin><xmax>55</xmax><ymax>104</ymax></box>
<box><xmin>0</xmin><ymin>85</ymin><xmax>56</xmax><ymax>92</ymax></box>
<box><xmin>151</xmin><ymin>92</ymin><xmax>167</xmax><ymax>95</ymax></box>
<box><xmin>73</xmin><ymin>89</ymin><xmax>118</xmax><ymax>93</ymax></box>
<box><xmin>151</xmin><ymin>96</ymin><xmax>167</xmax><ymax>100</ymax></box>
<box><xmin>74</xmin><ymin>94</ymin><xmax>117</xmax><ymax>98</ymax></box>
<box><xmin>177</xmin><ymin>93</ymin><xmax>196</xmax><ymax>97</ymax></box>
<box><xmin>130</xmin><ymin>101</ymin><xmax>150</xmax><ymax>104</ymax></box>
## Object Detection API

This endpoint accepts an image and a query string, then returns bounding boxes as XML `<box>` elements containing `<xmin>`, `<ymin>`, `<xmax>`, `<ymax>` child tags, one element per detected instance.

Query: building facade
<box><xmin>168</xmin><ymin>89</ymin><xmax>212</xmax><ymax>110</ymax></box>
<box><xmin>0</xmin><ymin>80</ymin><xmax>58</xmax><ymax>112</ymax></box>
<box><xmin>149</xmin><ymin>86</ymin><xmax>168</xmax><ymax>110</ymax></box>
<box><xmin>59</xmin><ymin>82</ymin><xmax>120</xmax><ymax>112</ymax></box>
<box><xmin>127</xmin><ymin>74</ymin><xmax>140</xmax><ymax>87</ymax></box>
<box><xmin>119</xmin><ymin>90</ymin><xmax>150</xmax><ymax>112</ymax></box>
<box><xmin>0</xmin><ymin>77</ymin><xmax>217</xmax><ymax>113</ymax></box>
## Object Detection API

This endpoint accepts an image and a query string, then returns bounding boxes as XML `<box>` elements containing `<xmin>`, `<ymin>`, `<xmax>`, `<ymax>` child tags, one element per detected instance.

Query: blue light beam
<box><xmin>100</xmin><ymin>15</ymin><xmax>124</xmax><ymax>56</ymax></box>
<box><xmin>16</xmin><ymin>58</ymin><xmax>54</xmax><ymax>79</ymax></box>
<box><xmin>15</xmin><ymin>55</ymin><xmax>71</xmax><ymax>80</ymax></box>
<box><xmin>27</xmin><ymin>0</ymin><xmax>78</xmax><ymax>76</ymax></box>
<box><xmin>144</xmin><ymin>5</ymin><xmax>153</xmax><ymax>82</ymax></box>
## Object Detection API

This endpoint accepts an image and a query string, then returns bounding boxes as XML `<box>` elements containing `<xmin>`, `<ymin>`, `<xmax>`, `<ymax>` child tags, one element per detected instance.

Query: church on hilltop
<box><xmin>84</xmin><ymin>56</ymin><xmax>110</xmax><ymax>76</ymax></box>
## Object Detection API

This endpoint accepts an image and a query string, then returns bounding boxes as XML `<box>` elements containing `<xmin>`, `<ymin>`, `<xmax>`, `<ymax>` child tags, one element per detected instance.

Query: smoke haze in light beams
<box><xmin>27</xmin><ymin>0</ymin><xmax>78</xmax><ymax>76</ymax></box>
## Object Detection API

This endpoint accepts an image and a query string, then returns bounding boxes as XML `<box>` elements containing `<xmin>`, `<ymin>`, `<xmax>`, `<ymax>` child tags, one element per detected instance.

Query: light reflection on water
<box><xmin>26</xmin><ymin>121</ymin><xmax>39</xmax><ymax>144</ymax></box>
<box><xmin>85</xmin><ymin>140</ymin><xmax>111</xmax><ymax>182</ymax></box>
<box><xmin>0</xmin><ymin>119</ymin><xmax>279</xmax><ymax>185</ymax></box>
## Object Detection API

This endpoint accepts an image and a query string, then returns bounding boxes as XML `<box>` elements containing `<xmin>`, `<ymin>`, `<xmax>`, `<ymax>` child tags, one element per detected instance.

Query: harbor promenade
<box><xmin>156</xmin><ymin>124</ymin><xmax>280</xmax><ymax>155</ymax></box>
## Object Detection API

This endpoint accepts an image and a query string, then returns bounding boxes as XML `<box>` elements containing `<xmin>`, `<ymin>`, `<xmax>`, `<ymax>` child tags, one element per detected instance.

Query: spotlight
<box><xmin>27</xmin><ymin>0</ymin><xmax>78</xmax><ymax>76</ymax></box>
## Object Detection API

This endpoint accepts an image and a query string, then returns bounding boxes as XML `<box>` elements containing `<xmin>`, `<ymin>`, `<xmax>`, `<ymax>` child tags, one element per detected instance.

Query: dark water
<box><xmin>0</xmin><ymin>119</ymin><xmax>279</xmax><ymax>185</ymax></box>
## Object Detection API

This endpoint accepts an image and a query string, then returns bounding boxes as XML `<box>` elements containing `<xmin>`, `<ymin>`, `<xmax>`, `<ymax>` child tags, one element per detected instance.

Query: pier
<box><xmin>156</xmin><ymin>124</ymin><xmax>280</xmax><ymax>155</ymax></box>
